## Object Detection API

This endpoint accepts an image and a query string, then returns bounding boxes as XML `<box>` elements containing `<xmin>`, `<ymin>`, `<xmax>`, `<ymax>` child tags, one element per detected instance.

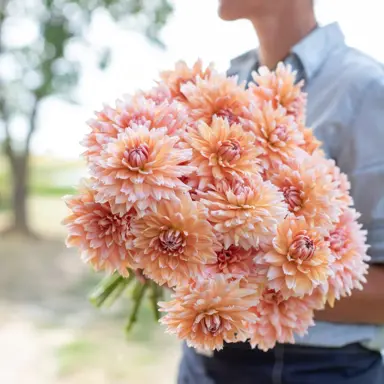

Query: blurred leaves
<box><xmin>0</xmin><ymin>0</ymin><xmax>173</xmax><ymax>233</ymax></box>
<box><xmin>90</xmin><ymin>271</ymin><xmax>165</xmax><ymax>333</ymax></box>
<box><xmin>0</xmin><ymin>0</ymin><xmax>173</xmax><ymax>134</ymax></box>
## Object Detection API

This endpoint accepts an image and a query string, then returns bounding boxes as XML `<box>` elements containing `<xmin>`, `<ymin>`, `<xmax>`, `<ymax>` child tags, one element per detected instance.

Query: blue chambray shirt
<box><xmin>228</xmin><ymin>23</ymin><xmax>384</xmax><ymax>349</ymax></box>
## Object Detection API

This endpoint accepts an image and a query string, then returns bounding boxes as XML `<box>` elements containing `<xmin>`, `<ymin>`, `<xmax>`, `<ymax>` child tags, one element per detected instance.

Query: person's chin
<box><xmin>217</xmin><ymin>5</ymin><xmax>241</xmax><ymax>21</ymax></box>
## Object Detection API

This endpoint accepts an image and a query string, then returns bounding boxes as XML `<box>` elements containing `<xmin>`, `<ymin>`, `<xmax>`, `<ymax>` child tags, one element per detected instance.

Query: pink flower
<box><xmin>322</xmin><ymin>208</ymin><xmax>370</xmax><ymax>306</ymax></box>
<box><xmin>264</xmin><ymin>217</ymin><xmax>333</xmax><ymax>297</ymax></box>
<box><xmin>185</xmin><ymin>117</ymin><xmax>263</xmax><ymax>190</ymax></box>
<box><xmin>314</xmin><ymin>153</ymin><xmax>353</xmax><ymax>208</ymax></box>
<box><xmin>62</xmin><ymin>179</ymin><xmax>137</xmax><ymax>276</ymax></box>
<box><xmin>250</xmin><ymin>63</ymin><xmax>307</xmax><ymax>120</ymax></box>
<box><xmin>92</xmin><ymin>125</ymin><xmax>195</xmax><ymax>214</ymax></box>
<box><xmin>130</xmin><ymin>194</ymin><xmax>218</xmax><ymax>287</ymax></box>
<box><xmin>138</xmin><ymin>83</ymin><xmax>173</xmax><ymax>105</ymax></box>
<box><xmin>198</xmin><ymin>176</ymin><xmax>287</xmax><ymax>250</ymax></box>
<box><xmin>248</xmin><ymin>288</ymin><xmax>325</xmax><ymax>351</ymax></box>
<box><xmin>298</xmin><ymin>123</ymin><xmax>322</xmax><ymax>155</ymax></box>
<box><xmin>270</xmin><ymin>155</ymin><xmax>346</xmax><ymax>229</ymax></box>
<box><xmin>245</xmin><ymin>101</ymin><xmax>304</xmax><ymax>167</ymax></box>
<box><xmin>159</xmin><ymin>59</ymin><xmax>214</xmax><ymax>101</ymax></box>
<box><xmin>159</xmin><ymin>275</ymin><xmax>260</xmax><ymax>350</ymax></box>
<box><xmin>206</xmin><ymin>246</ymin><xmax>258</xmax><ymax>280</ymax></box>
<box><xmin>82</xmin><ymin>96</ymin><xmax>190</xmax><ymax>165</ymax></box>
<box><xmin>81</xmin><ymin>104</ymin><xmax>120</xmax><ymax>164</ymax></box>
<box><xmin>181</xmin><ymin>73</ymin><xmax>251</xmax><ymax>125</ymax></box>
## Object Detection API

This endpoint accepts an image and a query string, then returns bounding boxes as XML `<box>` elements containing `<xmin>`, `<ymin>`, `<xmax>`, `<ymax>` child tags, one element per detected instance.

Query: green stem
<box><xmin>149</xmin><ymin>281</ymin><xmax>162</xmax><ymax>321</ymax></box>
<box><xmin>90</xmin><ymin>271</ymin><xmax>134</xmax><ymax>308</ymax></box>
<box><xmin>125</xmin><ymin>281</ymin><xmax>149</xmax><ymax>333</ymax></box>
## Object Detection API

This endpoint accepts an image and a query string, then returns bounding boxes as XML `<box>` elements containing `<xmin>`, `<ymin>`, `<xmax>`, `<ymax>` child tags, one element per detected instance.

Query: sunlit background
<box><xmin>0</xmin><ymin>0</ymin><xmax>383</xmax><ymax>383</ymax></box>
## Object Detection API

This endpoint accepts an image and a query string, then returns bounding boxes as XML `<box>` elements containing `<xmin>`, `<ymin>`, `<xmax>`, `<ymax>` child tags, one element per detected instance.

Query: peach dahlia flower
<box><xmin>205</xmin><ymin>246</ymin><xmax>258</xmax><ymax>280</ymax></box>
<box><xmin>264</xmin><ymin>217</ymin><xmax>333</xmax><ymax>297</ymax></box>
<box><xmin>250</xmin><ymin>63</ymin><xmax>307</xmax><ymax>120</ymax></box>
<box><xmin>93</xmin><ymin>125</ymin><xmax>195</xmax><ymax>214</ymax></box>
<box><xmin>198</xmin><ymin>176</ymin><xmax>287</xmax><ymax>250</ymax></box>
<box><xmin>245</xmin><ymin>102</ymin><xmax>304</xmax><ymax>167</ymax></box>
<box><xmin>82</xmin><ymin>104</ymin><xmax>120</xmax><ymax>163</ymax></box>
<box><xmin>138</xmin><ymin>83</ymin><xmax>173</xmax><ymax>105</ymax></box>
<box><xmin>248</xmin><ymin>288</ymin><xmax>325</xmax><ymax>351</ymax></box>
<box><xmin>130</xmin><ymin>194</ymin><xmax>218</xmax><ymax>287</ymax></box>
<box><xmin>270</xmin><ymin>155</ymin><xmax>345</xmax><ymax>229</ymax></box>
<box><xmin>159</xmin><ymin>275</ymin><xmax>260</xmax><ymax>350</ymax></box>
<box><xmin>181</xmin><ymin>73</ymin><xmax>251</xmax><ymax>125</ymax></box>
<box><xmin>323</xmin><ymin>208</ymin><xmax>369</xmax><ymax>307</ymax></box>
<box><xmin>298</xmin><ymin>123</ymin><xmax>322</xmax><ymax>155</ymax></box>
<box><xmin>186</xmin><ymin>117</ymin><xmax>263</xmax><ymax>189</ymax></box>
<box><xmin>159</xmin><ymin>59</ymin><xmax>214</xmax><ymax>101</ymax></box>
<box><xmin>314</xmin><ymin>154</ymin><xmax>353</xmax><ymax>208</ymax></box>
<box><xmin>63</xmin><ymin>179</ymin><xmax>137</xmax><ymax>276</ymax></box>
<box><xmin>82</xmin><ymin>96</ymin><xmax>190</xmax><ymax>164</ymax></box>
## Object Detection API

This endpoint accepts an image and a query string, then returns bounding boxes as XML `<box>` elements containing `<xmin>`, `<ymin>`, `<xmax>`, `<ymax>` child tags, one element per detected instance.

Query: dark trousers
<box><xmin>178</xmin><ymin>342</ymin><xmax>384</xmax><ymax>384</ymax></box>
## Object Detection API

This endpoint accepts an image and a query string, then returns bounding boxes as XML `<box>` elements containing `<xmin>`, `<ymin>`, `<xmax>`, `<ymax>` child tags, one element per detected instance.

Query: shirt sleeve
<box><xmin>337</xmin><ymin>77</ymin><xmax>384</xmax><ymax>263</ymax></box>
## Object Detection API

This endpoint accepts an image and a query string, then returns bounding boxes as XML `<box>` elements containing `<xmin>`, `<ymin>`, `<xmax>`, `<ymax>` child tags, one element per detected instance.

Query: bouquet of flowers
<box><xmin>63</xmin><ymin>60</ymin><xmax>369</xmax><ymax>351</ymax></box>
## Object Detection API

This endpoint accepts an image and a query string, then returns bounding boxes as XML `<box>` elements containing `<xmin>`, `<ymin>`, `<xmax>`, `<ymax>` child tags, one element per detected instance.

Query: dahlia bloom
<box><xmin>93</xmin><ymin>125</ymin><xmax>195</xmax><ymax>214</ymax></box>
<box><xmin>248</xmin><ymin>288</ymin><xmax>325</xmax><ymax>351</ymax></box>
<box><xmin>139</xmin><ymin>83</ymin><xmax>173</xmax><ymax>105</ymax></box>
<box><xmin>159</xmin><ymin>59</ymin><xmax>214</xmax><ymax>101</ymax></box>
<box><xmin>82</xmin><ymin>104</ymin><xmax>120</xmax><ymax>163</ymax></box>
<box><xmin>186</xmin><ymin>117</ymin><xmax>263</xmax><ymax>189</ymax></box>
<box><xmin>270</xmin><ymin>155</ymin><xmax>346</xmax><ymax>229</ymax></box>
<box><xmin>181</xmin><ymin>73</ymin><xmax>251</xmax><ymax>125</ymax></box>
<box><xmin>245</xmin><ymin>102</ymin><xmax>304</xmax><ymax>167</ymax></box>
<box><xmin>323</xmin><ymin>208</ymin><xmax>369</xmax><ymax>306</ymax></box>
<box><xmin>130</xmin><ymin>194</ymin><xmax>218</xmax><ymax>287</ymax></box>
<box><xmin>159</xmin><ymin>275</ymin><xmax>260</xmax><ymax>350</ymax></box>
<box><xmin>298</xmin><ymin>123</ymin><xmax>322</xmax><ymax>155</ymax></box>
<box><xmin>264</xmin><ymin>217</ymin><xmax>333</xmax><ymax>297</ymax></box>
<box><xmin>205</xmin><ymin>245</ymin><xmax>258</xmax><ymax>280</ymax></box>
<box><xmin>250</xmin><ymin>63</ymin><xmax>307</xmax><ymax>120</ymax></box>
<box><xmin>63</xmin><ymin>179</ymin><xmax>137</xmax><ymax>276</ymax></box>
<box><xmin>82</xmin><ymin>96</ymin><xmax>190</xmax><ymax>164</ymax></box>
<box><xmin>198</xmin><ymin>176</ymin><xmax>287</xmax><ymax>250</ymax></box>
<box><xmin>315</xmin><ymin>154</ymin><xmax>353</xmax><ymax>208</ymax></box>
<box><xmin>112</xmin><ymin>96</ymin><xmax>190</xmax><ymax>136</ymax></box>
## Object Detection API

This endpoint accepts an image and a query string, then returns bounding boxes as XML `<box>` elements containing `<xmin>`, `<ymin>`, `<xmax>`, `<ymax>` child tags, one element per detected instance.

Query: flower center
<box><xmin>218</xmin><ymin>139</ymin><xmax>241</xmax><ymax>162</ymax></box>
<box><xmin>269</xmin><ymin>124</ymin><xmax>288</xmax><ymax>144</ymax></box>
<box><xmin>282</xmin><ymin>186</ymin><xmax>303</xmax><ymax>212</ymax></box>
<box><xmin>215</xmin><ymin>108</ymin><xmax>239</xmax><ymax>125</ymax></box>
<box><xmin>263</xmin><ymin>288</ymin><xmax>284</xmax><ymax>305</ymax></box>
<box><xmin>329</xmin><ymin>228</ymin><xmax>348</xmax><ymax>253</ymax></box>
<box><xmin>97</xmin><ymin>210</ymin><xmax>133</xmax><ymax>246</ymax></box>
<box><xmin>217</xmin><ymin>247</ymin><xmax>238</xmax><ymax>270</ymax></box>
<box><xmin>288</xmin><ymin>232</ymin><xmax>315</xmax><ymax>262</ymax></box>
<box><xmin>231</xmin><ymin>179</ymin><xmax>251</xmax><ymax>197</ymax></box>
<box><xmin>201</xmin><ymin>314</ymin><xmax>223</xmax><ymax>336</ymax></box>
<box><xmin>159</xmin><ymin>229</ymin><xmax>185</xmax><ymax>256</ymax></box>
<box><xmin>124</xmin><ymin>143</ymin><xmax>150</xmax><ymax>168</ymax></box>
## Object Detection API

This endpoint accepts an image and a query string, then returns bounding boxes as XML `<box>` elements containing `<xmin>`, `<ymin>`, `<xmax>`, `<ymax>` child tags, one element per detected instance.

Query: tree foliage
<box><xmin>0</xmin><ymin>0</ymin><xmax>173</xmax><ymax>234</ymax></box>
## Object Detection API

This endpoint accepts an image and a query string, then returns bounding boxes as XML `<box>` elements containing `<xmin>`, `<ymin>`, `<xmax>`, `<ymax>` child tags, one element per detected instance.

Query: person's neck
<box><xmin>251</xmin><ymin>10</ymin><xmax>317</xmax><ymax>69</ymax></box>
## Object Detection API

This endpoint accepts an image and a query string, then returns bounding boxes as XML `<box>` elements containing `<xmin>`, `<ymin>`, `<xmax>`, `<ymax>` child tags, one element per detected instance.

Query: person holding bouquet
<box><xmin>178</xmin><ymin>0</ymin><xmax>384</xmax><ymax>383</ymax></box>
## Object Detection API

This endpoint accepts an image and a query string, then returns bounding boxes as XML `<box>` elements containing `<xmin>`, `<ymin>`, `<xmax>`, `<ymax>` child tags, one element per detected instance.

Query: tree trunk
<box><xmin>10</xmin><ymin>153</ymin><xmax>30</xmax><ymax>234</ymax></box>
<box><xmin>1</xmin><ymin>102</ymin><xmax>39</xmax><ymax>238</ymax></box>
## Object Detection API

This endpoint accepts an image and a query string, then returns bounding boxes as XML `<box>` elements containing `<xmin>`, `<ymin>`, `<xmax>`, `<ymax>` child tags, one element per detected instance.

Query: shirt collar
<box><xmin>228</xmin><ymin>23</ymin><xmax>345</xmax><ymax>83</ymax></box>
<box><xmin>291</xmin><ymin>22</ymin><xmax>345</xmax><ymax>81</ymax></box>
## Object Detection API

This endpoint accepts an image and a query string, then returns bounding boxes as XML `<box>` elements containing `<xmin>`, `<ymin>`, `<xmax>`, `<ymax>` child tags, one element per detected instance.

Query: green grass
<box><xmin>56</xmin><ymin>338</ymin><xmax>98</xmax><ymax>376</ymax></box>
<box><xmin>0</xmin><ymin>155</ymin><xmax>85</xmax><ymax>210</ymax></box>
<box><xmin>30</xmin><ymin>184</ymin><xmax>75</xmax><ymax>196</ymax></box>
